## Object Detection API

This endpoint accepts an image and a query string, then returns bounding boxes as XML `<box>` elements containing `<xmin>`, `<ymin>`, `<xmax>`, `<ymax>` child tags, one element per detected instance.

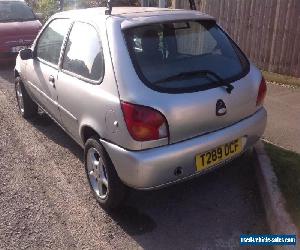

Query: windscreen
<box><xmin>124</xmin><ymin>20</ymin><xmax>249</xmax><ymax>93</ymax></box>
<box><xmin>0</xmin><ymin>1</ymin><xmax>36</xmax><ymax>22</ymax></box>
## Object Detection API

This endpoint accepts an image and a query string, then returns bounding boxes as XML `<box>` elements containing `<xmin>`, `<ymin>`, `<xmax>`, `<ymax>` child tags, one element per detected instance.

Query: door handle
<box><xmin>49</xmin><ymin>75</ymin><xmax>55</xmax><ymax>88</ymax></box>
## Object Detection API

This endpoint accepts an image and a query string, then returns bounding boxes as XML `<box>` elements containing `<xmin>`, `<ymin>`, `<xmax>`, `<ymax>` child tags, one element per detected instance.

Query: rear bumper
<box><xmin>101</xmin><ymin>108</ymin><xmax>267</xmax><ymax>190</ymax></box>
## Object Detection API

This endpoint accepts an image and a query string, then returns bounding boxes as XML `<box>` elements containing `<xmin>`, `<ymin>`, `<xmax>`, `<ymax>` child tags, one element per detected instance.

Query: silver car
<box><xmin>15</xmin><ymin>7</ymin><xmax>267</xmax><ymax>209</ymax></box>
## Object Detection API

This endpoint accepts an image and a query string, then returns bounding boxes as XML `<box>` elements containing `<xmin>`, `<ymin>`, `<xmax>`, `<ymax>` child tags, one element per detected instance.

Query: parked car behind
<box><xmin>14</xmin><ymin>7</ymin><xmax>267</xmax><ymax>210</ymax></box>
<box><xmin>0</xmin><ymin>0</ymin><xmax>42</xmax><ymax>64</ymax></box>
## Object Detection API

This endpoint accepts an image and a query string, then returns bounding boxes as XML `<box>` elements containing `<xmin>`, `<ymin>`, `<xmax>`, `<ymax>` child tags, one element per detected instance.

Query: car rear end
<box><xmin>0</xmin><ymin>0</ymin><xmax>42</xmax><ymax>64</ymax></box>
<box><xmin>102</xmin><ymin>9</ymin><xmax>267</xmax><ymax>189</ymax></box>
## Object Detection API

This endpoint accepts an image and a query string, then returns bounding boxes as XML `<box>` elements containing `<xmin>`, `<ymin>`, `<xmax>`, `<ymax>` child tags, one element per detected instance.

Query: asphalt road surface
<box><xmin>0</xmin><ymin>65</ymin><xmax>270</xmax><ymax>249</ymax></box>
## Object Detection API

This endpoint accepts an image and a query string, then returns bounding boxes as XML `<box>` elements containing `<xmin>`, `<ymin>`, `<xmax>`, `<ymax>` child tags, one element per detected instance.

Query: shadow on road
<box><xmin>26</xmin><ymin>112</ymin><xmax>270</xmax><ymax>249</ymax></box>
<box><xmin>108</xmin><ymin>155</ymin><xmax>270</xmax><ymax>249</ymax></box>
<box><xmin>0</xmin><ymin>63</ymin><xmax>15</xmax><ymax>84</ymax></box>
<box><xmin>109</xmin><ymin>205</ymin><xmax>157</xmax><ymax>235</ymax></box>
<box><xmin>28</xmin><ymin>114</ymin><xmax>83</xmax><ymax>162</ymax></box>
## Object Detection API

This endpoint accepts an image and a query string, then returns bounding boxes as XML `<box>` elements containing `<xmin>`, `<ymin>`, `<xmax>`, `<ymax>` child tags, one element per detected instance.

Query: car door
<box><xmin>55</xmin><ymin>21</ymin><xmax>105</xmax><ymax>142</ymax></box>
<box><xmin>25</xmin><ymin>18</ymin><xmax>71</xmax><ymax>122</ymax></box>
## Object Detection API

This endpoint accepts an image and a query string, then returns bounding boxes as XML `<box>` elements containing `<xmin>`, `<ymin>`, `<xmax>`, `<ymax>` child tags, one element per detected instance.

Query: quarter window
<box><xmin>62</xmin><ymin>22</ymin><xmax>104</xmax><ymax>81</ymax></box>
<box><xmin>36</xmin><ymin>19</ymin><xmax>71</xmax><ymax>65</ymax></box>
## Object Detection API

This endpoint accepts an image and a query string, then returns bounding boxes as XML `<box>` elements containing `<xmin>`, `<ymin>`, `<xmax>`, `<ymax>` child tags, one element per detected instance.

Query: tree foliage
<box><xmin>25</xmin><ymin>0</ymin><xmax>152</xmax><ymax>23</ymax></box>
<box><xmin>26</xmin><ymin>0</ymin><xmax>58</xmax><ymax>22</ymax></box>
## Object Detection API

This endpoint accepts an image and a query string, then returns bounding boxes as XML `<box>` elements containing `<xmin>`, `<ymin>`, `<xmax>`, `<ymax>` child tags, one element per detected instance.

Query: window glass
<box><xmin>62</xmin><ymin>22</ymin><xmax>104</xmax><ymax>81</ymax></box>
<box><xmin>175</xmin><ymin>22</ymin><xmax>218</xmax><ymax>55</ymax></box>
<box><xmin>124</xmin><ymin>21</ymin><xmax>249</xmax><ymax>93</ymax></box>
<box><xmin>0</xmin><ymin>1</ymin><xmax>35</xmax><ymax>22</ymax></box>
<box><xmin>36</xmin><ymin>19</ymin><xmax>71</xmax><ymax>65</ymax></box>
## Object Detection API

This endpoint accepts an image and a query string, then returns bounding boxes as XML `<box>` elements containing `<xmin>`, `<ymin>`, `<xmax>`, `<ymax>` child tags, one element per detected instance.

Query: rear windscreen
<box><xmin>0</xmin><ymin>1</ymin><xmax>36</xmax><ymax>22</ymax></box>
<box><xmin>123</xmin><ymin>20</ymin><xmax>249</xmax><ymax>93</ymax></box>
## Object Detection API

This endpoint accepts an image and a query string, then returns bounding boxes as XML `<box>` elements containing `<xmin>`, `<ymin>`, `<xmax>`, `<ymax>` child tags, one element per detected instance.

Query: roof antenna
<box><xmin>105</xmin><ymin>0</ymin><xmax>112</xmax><ymax>15</ymax></box>
<box><xmin>188</xmin><ymin>0</ymin><xmax>196</xmax><ymax>10</ymax></box>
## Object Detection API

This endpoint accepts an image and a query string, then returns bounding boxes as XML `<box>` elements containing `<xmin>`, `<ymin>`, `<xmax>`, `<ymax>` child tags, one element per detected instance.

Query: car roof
<box><xmin>53</xmin><ymin>7</ymin><xmax>215</xmax><ymax>28</ymax></box>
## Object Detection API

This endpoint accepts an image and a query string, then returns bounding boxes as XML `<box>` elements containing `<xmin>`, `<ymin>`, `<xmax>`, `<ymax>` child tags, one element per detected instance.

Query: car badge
<box><xmin>216</xmin><ymin>99</ymin><xmax>227</xmax><ymax>116</ymax></box>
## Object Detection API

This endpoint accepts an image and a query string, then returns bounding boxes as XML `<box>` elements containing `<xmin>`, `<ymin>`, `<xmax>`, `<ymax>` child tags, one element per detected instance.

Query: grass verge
<box><xmin>262</xmin><ymin>71</ymin><xmax>300</xmax><ymax>88</ymax></box>
<box><xmin>264</xmin><ymin>142</ymin><xmax>300</xmax><ymax>228</ymax></box>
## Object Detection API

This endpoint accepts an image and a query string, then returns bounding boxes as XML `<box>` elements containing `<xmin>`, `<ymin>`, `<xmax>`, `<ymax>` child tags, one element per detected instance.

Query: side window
<box><xmin>36</xmin><ymin>19</ymin><xmax>71</xmax><ymax>65</ymax></box>
<box><xmin>62</xmin><ymin>22</ymin><xmax>104</xmax><ymax>81</ymax></box>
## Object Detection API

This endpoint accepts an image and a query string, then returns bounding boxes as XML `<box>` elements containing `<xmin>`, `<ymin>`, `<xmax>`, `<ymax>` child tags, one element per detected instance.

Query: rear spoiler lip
<box><xmin>120</xmin><ymin>12</ymin><xmax>216</xmax><ymax>30</ymax></box>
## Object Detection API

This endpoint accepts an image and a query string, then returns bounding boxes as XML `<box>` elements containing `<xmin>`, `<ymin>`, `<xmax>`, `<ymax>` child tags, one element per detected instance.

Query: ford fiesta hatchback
<box><xmin>14</xmin><ymin>7</ymin><xmax>267</xmax><ymax>209</ymax></box>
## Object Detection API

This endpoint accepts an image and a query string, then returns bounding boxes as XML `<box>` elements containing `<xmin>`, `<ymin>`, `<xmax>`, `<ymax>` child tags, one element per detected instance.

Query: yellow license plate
<box><xmin>196</xmin><ymin>138</ymin><xmax>243</xmax><ymax>172</ymax></box>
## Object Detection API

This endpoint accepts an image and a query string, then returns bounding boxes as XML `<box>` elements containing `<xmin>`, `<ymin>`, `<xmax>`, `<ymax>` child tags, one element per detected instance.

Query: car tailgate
<box><xmin>159</xmin><ymin>71</ymin><xmax>262</xmax><ymax>144</ymax></box>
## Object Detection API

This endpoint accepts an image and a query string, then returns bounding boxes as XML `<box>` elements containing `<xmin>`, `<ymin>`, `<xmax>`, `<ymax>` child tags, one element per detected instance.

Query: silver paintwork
<box><xmin>101</xmin><ymin>108</ymin><xmax>267</xmax><ymax>189</ymax></box>
<box><xmin>119</xmin><ymin>9</ymin><xmax>215</xmax><ymax>29</ymax></box>
<box><xmin>15</xmin><ymin>7</ymin><xmax>267</xmax><ymax>189</ymax></box>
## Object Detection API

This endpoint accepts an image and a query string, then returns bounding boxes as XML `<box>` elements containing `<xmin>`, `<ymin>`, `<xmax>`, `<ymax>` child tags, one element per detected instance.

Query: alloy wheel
<box><xmin>86</xmin><ymin>147</ymin><xmax>109</xmax><ymax>199</ymax></box>
<box><xmin>16</xmin><ymin>82</ymin><xmax>24</xmax><ymax>114</ymax></box>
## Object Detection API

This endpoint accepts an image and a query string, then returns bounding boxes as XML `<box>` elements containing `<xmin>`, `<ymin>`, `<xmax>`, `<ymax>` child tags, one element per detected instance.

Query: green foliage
<box><xmin>265</xmin><ymin>142</ymin><xmax>300</xmax><ymax>228</ymax></box>
<box><xmin>25</xmin><ymin>0</ymin><xmax>146</xmax><ymax>23</ymax></box>
<box><xmin>37</xmin><ymin>0</ymin><xmax>57</xmax><ymax>14</ymax></box>
<box><xmin>262</xmin><ymin>70</ymin><xmax>300</xmax><ymax>88</ymax></box>
<box><xmin>25</xmin><ymin>0</ymin><xmax>58</xmax><ymax>23</ymax></box>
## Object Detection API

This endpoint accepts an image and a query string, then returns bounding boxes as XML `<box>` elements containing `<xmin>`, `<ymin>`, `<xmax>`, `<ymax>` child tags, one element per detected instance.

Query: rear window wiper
<box><xmin>153</xmin><ymin>70</ymin><xmax>234</xmax><ymax>94</ymax></box>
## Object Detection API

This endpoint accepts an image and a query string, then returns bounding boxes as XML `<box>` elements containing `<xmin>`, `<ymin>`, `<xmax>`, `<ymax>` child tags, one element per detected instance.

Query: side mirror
<box><xmin>20</xmin><ymin>48</ymin><xmax>33</xmax><ymax>60</ymax></box>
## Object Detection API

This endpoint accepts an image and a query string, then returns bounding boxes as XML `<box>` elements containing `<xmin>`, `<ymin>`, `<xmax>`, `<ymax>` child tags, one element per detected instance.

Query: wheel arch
<box><xmin>80</xmin><ymin>125</ymin><xmax>101</xmax><ymax>145</ymax></box>
<box><xmin>14</xmin><ymin>69</ymin><xmax>20</xmax><ymax>78</ymax></box>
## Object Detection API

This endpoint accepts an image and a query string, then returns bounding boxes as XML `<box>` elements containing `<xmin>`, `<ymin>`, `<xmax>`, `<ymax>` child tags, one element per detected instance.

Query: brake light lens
<box><xmin>121</xmin><ymin>101</ymin><xmax>169</xmax><ymax>141</ymax></box>
<box><xmin>256</xmin><ymin>77</ymin><xmax>267</xmax><ymax>106</ymax></box>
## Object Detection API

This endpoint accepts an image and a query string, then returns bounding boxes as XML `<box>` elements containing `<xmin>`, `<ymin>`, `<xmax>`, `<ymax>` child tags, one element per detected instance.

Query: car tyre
<box><xmin>15</xmin><ymin>77</ymin><xmax>38</xmax><ymax>118</ymax></box>
<box><xmin>84</xmin><ymin>136</ymin><xmax>127</xmax><ymax>210</ymax></box>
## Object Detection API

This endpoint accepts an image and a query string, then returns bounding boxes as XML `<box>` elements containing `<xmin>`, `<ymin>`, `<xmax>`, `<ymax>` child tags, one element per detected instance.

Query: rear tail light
<box><xmin>256</xmin><ymin>77</ymin><xmax>267</xmax><ymax>106</ymax></box>
<box><xmin>121</xmin><ymin>101</ymin><xmax>169</xmax><ymax>141</ymax></box>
